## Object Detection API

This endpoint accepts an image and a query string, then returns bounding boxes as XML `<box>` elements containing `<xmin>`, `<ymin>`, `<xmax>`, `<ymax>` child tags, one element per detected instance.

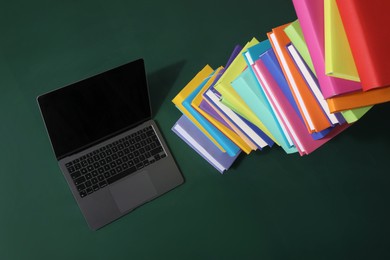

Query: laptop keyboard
<box><xmin>65</xmin><ymin>125</ymin><xmax>166</xmax><ymax>198</ymax></box>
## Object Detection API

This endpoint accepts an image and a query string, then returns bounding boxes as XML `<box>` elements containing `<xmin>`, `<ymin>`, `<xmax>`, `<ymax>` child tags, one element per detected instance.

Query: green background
<box><xmin>1</xmin><ymin>0</ymin><xmax>390</xmax><ymax>259</ymax></box>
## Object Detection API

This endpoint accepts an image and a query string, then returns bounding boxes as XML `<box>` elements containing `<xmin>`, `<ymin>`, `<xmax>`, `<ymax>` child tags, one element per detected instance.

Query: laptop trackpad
<box><xmin>109</xmin><ymin>171</ymin><xmax>157</xmax><ymax>213</ymax></box>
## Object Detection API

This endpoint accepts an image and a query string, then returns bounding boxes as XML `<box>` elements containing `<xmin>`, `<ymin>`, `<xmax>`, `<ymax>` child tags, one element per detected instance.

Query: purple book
<box><xmin>172</xmin><ymin>115</ymin><xmax>239</xmax><ymax>173</ymax></box>
<box><xmin>197</xmin><ymin>45</ymin><xmax>243</xmax><ymax>132</ymax></box>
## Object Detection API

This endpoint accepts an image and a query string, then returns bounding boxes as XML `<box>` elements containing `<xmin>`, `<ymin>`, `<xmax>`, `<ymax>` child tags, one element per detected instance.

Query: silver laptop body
<box><xmin>37</xmin><ymin>58</ymin><xmax>183</xmax><ymax>230</ymax></box>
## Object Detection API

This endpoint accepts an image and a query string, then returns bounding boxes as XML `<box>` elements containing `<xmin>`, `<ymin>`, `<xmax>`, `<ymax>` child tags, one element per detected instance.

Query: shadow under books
<box><xmin>147</xmin><ymin>60</ymin><xmax>186</xmax><ymax>114</ymax></box>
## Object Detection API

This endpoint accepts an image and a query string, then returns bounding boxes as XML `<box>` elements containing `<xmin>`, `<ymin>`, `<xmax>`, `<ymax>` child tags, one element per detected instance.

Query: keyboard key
<box><xmin>107</xmin><ymin>166</ymin><xmax>137</xmax><ymax>184</ymax></box>
<box><xmin>85</xmin><ymin>173</ymin><xmax>92</xmax><ymax>180</ymax></box>
<box><xmin>93</xmin><ymin>185</ymin><xmax>100</xmax><ymax>192</ymax></box>
<box><xmin>80</xmin><ymin>191</ymin><xmax>87</xmax><ymax>198</ymax></box>
<box><xmin>65</xmin><ymin>162</ymin><xmax>73</xmax><ymax>167</ymax></box>
<box><xmin>99</xmin><ymin>181</ymin><xmax>107</xmax><ymax>188</ymax></box>
<box><xmin>74</xmin><ymin>176</ymin><xmax>86</xmax><ymax>185</ymax></box>
<box><xmin>85</xmin><ymin>180</ymin><xmax>92</xmax><ymax>187</ymax></box>
<box><xmin>67</xmin><ymin>166</ymin><xmax>75</xmax><ymax>173</ymax></box>
<box><xmin>91</xmin><ymin>178</ymin><xmax>98</xmax><ymax>184</ymax></box>
<box><xmin>98</xmin><ymin>175</ymin><xmax>104</xmax><ymax>182</ymax></box>
<box><xmin>136</xmin><ymin>162</ymin><xmax>144</xmax><ymax>170</ymax></box>
<box><xmin>76</xmin><ymin>183</ymin><xmax>85</xmax><ymax>192</ymax></box>
<box><xmin>86</xmin><ymin>187</ymin><xmax>93</xmax><ymax>194</ymax></box>
<box><xmin>70</xmin><ymin>171</ymin><xmax>81</xmax><ymax>180</ymax></box>
<box><xmin>150</xmin><ymin>147</ymin><xmax>163</xmax><ymax>156</ymax></box>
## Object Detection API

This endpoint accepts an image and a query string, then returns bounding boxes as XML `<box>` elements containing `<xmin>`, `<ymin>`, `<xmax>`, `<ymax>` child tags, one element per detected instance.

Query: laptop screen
<box><xmin>38</xmin><ymin>59</ymin><xmax>152</xmax><ymax>159</ymax></box>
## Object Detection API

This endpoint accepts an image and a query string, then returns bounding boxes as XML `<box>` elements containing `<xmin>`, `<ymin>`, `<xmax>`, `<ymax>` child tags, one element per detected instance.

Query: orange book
<box><xmin>327</xmin><ymin>87</ymin><xmax>390</xmax><ymax>112</ymax></box>
<box><xmin>268</xmin><ymin>24</ymin><xmax>332</xmax><ymax>133</ymax></box>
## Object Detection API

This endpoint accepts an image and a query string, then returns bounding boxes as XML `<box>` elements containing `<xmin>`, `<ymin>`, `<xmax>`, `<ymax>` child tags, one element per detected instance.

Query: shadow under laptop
<box><xmin>147</xmin><ymin>60</ymin><xmax>186</xmax><ymax>114</ymax></box>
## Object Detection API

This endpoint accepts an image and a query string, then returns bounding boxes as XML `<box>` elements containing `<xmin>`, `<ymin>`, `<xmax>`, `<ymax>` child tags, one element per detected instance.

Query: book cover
<box><xmin>172</xmin><ymin>65</ymin><xmax>225</xmax><ymax>150</ymax></box>
<box><xmin>213</xmin><ymin>38</ymin><xmax>279</xmax><ymax>144</ymax></box>
<box><xmin>284</xmin><ymin>20</ymin><xmax>315</xmax><ymax>74</ymax></box>
<box><xmin>204</xmin><ymin>88</ymin><xmax>272</xmax><ymax>150</ymax></box>
<box><xmin>292</xmin><ymin>0</ymin><xmax>362</xmax><ymax>98</ymax></box>
<box><xmin>172</xmin><ymin>115</ymin><xmax>240</xmax><ymax>173</ymax></box>
<box><xmin>232</xmin><ymin>67</ymin><xmax>297</xmax><ymax>154</ymax></box>
<box><xmin>324</xmin><ymin>0</ymin><xmax>360</xmax><ymax>82</ymax></box>
<box><xmin>191</xmin><ymin>67</ymin><xmax>254</xmax><ymax>154</ymax></box>
<box><xmin>284</xmin><ymin>19</ymin><xmax>372</xmax><ymax>123</ymax></box>
<box><xmin>261</xmin><ymin>48</ymin><xmax>333</xmax><ymax>140</ymax></box>
<box><xmin>337</xmin><ymin>0</ymin><xmax>390</xmax><ymax>90</ymax></box>
<box><xmin>268</xmin><ymin>25</ymin><xmax>332</xmax><ymax>133</ymax></box>
<box><xmin>182</xmin><ymin>70</ymin><xmax>241</xmax><ymax>157</ymax></box>
<box><xmin>255</xmin><ymin>57</ymin><xmax>350</xmax><ymax>155</ymax></box>
<box><xmin>287</xmin><ymin>43</ymin><xmax>341</xmax><ymax>126</ymax></box>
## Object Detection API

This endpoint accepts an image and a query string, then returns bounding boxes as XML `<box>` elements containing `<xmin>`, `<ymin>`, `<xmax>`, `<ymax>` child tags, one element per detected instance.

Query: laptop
<box><xmin>37</xmin><ymin>58</ymin><xmax>184</xmax><ymax>230</ymax></box>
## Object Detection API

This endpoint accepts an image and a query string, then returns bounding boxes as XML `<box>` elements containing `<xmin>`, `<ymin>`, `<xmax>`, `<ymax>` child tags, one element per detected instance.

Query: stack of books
<box><xmin>172</xmin><ymin>0</ymin><xmax>390</xmax><ymax>173</ymax></box>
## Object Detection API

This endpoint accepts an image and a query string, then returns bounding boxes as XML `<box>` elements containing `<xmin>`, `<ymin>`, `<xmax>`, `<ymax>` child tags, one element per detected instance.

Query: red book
<box><xmin>337</xmin><ymin>0</ymin><xmax>390</xmax><ymax>90</ymax></box>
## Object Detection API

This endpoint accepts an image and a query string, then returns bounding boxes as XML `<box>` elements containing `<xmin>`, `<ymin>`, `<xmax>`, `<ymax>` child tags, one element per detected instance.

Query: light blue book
<box><xmin>236</xmin><ymin>40</ymin><xmax>297</xmax><ymax>154</ymax></box>
<box><xmin>181</xmin><ymin>72</ymin><xmax>241</xmax><ymax>157</ymax></box>
<box><xmin>232</xmin><ymin>68</ymin><xmax>297</xmax><ymax>154</ymax></box>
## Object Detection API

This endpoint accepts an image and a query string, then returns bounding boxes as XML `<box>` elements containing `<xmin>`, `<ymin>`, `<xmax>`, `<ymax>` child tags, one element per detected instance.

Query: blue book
<box><xmin>172</xmin><ymin>115</ymin><xmax>239</xmax><ymax>173</ymax></box>
<box><xmin>260</xmin><ymin>49</ymin><xmax>332</xmax><ymax>140</ymax></box>
<box><xmin>181</xmin><ymin>72</ymin><xmax>240</xmax><ymax>157</ymax></box>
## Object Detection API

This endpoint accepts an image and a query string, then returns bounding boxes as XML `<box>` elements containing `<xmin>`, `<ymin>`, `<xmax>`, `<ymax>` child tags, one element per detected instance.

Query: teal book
<box><xmin>232</xmin><ymin>68</ymin><xmax>297</xmax><ymax>154</ymax></box>
<box><xmin>182</xmin><ymin>72</ymin><xmax>241</xmax><ymax>157</ymax></box>
<box><xmin>235</xmin><ymin>41</ymin><xmax>297</xmax><ymax>154</ymax></box>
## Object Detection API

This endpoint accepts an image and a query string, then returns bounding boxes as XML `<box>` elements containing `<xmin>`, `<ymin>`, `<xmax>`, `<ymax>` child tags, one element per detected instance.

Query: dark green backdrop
<box><xmin>1</xmin><ymin>0</ymin><xmax>390</xmax><ymax>259</ymax></box>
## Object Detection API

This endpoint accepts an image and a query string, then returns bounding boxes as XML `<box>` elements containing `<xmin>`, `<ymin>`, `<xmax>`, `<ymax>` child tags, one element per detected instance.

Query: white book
<box><xmin>287</xmin><ymin>44</ymin><xmax>339</xmax><ymax>125</ymax></box>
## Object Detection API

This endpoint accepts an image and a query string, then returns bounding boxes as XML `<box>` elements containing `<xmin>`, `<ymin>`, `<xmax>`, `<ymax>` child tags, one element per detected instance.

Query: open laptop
<box><xmin>37</xmin><ymin>58</ymin><xmax>184</xmax><ymax>230</ymax></box>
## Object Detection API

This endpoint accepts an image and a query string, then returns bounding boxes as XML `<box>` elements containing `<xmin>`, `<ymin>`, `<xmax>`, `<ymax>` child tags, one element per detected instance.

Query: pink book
<box><xmin>292</xmin><ymin>0</ymin><xmax>362</xmax><ymax>98</ymax></box>
<box><xmin>253</xmin><ymin>57</ymin><xmax>349</xmax><ymax>155</ymax></box>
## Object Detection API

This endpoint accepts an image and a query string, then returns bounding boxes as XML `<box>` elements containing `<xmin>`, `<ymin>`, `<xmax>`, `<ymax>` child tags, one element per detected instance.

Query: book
<box><xmin>238</xmin><ymin>40</ymin><xmax>297</xmax><ymax>153</ymax></box>
<box><xmin>326</xmin><ymin>88</ymin><xmax>390</xmax><ymax>113</ymax></box>
<box><xmin>172</xmin><ymin>115</ymin><xmax>239</xmax><ymax>173</ymax></box>
<box><xmin>337</xmin><ymin>0</ymin><xmax>390</xmax><ymax>90</ymax></box>
<box><xmin>292</xmin><ymin>0</ymin><xmax>362</xmax><ymax>98</ymax></box>
<box><xmin>181</xmin><ymin>69</ymin><xmax>241</xmax><ymax>157</ymax></box>
<box><xmin>232</xmin><ymin>67</ymin><xmax>297</xmax><ymax>154</ymax></box>
<box><xmin>268</xmin><ymin>25</ymin><xmax>332</xmax><ymax>133</ymax></box>
<box><xmin>199</xmin><ymin>99</ymin><xmax>233</xmax><ymax>131</ymax></box>
<box><xmin>287</xmin><ymin>43</ymin><xmax>341</xmax><ymax>126</ymax></box>
<box><xmin>255</xmin><ymin>54</ymin><xmax>350</xmax><ymax>155</ymax></box>
<box><xmin>324</xmin><ymin>0</ymin><xmax>359</xmax><ymax>82</ymax></box>
<box><xmin>172</xmin><ymin>65</ymin><xmax>225</xmax><ymax>150</ymax></box>
<box><xmin>284</xmin><ymin>20</ymin><xmax>315</xmax><ymax>74</ymax></box>
<box><xmin>191</xmin><ymin>67</ymin><xmax>255</xmax><ymax>154</ymax></box>
<box><xmin>213</xmin><ymin>38</ymin><xmax>279</xmax><ymax>144</ymax></box>
<box><xmin>260</xmin><ymin>47</ymin><xmax>333</xmax><ymax>140</ymax></box>
<box><xmin>284</xmin><ymin>19</ymin><xmax>371</xmax><ymax>123</ymax></box>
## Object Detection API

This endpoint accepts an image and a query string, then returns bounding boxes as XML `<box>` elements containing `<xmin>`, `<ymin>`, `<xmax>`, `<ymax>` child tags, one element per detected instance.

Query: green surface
<box><xmin>1</xmin><ymin>0</ymin><xmax>390</xmax><ymax>259</ymax></box>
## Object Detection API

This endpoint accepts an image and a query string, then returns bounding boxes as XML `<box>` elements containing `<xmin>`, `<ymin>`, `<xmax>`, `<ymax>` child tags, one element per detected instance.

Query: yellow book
<box><xmin>214</xmin><ymin>38</ymin><xmax>279</xmax><ymax>145</ymax></box>
<box><xmin>191</xmin><ymin>67</ymin><xmax>255</xmax><ymax>154</ymax></box>
<box><xmin>172</xmin><ymin>65</ymin><xmax>226</xmax><ymax>152</ymax></box>
<box><xmin>325</xmin><ymin>0</ymin><xmax>360</xmax><ymax>82</ymax></box>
